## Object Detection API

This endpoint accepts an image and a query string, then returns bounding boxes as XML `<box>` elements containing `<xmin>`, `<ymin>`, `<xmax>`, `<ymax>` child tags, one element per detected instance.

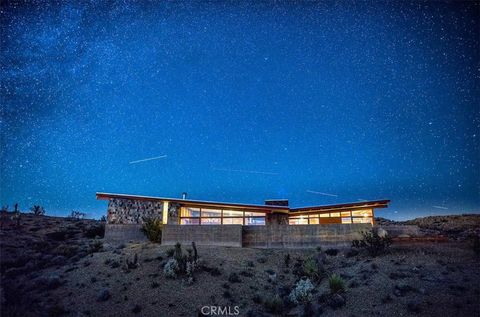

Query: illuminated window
<box><xmin>319</xmin><ymin>213</ymin><xmax>329</xmax><ymax>217</ymax></box>
<box><xmin>202</xmin><ymin>208</ymin><xmax>222</xmax><ymax>217</ymax></box>
<box><xmin>244</xmin><ymin>211</ymin><xmax>265</xmax><ymax>217</ymax></box>
<box><xmin>223</xmin><ymin>210</ymin><xmax>244</xmax><ymax>217</ymax></box>
<box><xmin>352</xmin><ymin>209</ymin><xmax>372</xmax><ymax>217</ymax></box>
<box><xmin>181</xmin><ymin>207</ymin><xmax>200</xmax><ymax>217</ymax></box>
<box><xmin>289</xmin><ymin>217</ymin><xmax>308</xmax><ymax>225</ymax></box>
<box><xmin>180</xmin><ymin>218</ymin><xmax>200</xmax><ymax>225</ymax></box>
<box><xmin>223</xmin><ymin>218</ymin><xmax>243</xmax><ymax>225</ymax></box>
<box><xmin>341</xmin><ymin>217</ymin><xmax>352</xmax><ymax>224</ymax></box>
<box><xmin>352</xmin><ymin>217</ymin><xmax>372</xmax><ymax>224</ymax></box>
<box><xmin>309</xmin><ymin>217</ymin><xmax>319</xmax><ymax>224</ymax></box>
<box><xmin>245</xmin><ymin>217</ymin><xmax>265</xmax><ymax>225</ymax></box>
<box><xmin>341</xmin><ymin>211</ymin><xmax>351</xmax><ymax>217</ymax></box>
<box><xmin>201</xmin><ymin>218</ymin><xmax>221</xmax><ymax>225</ymax></box>
<box><xmin>330</xmin><ymin>212</ymin><xmax>340</xmax><ymax>217</ymax></box>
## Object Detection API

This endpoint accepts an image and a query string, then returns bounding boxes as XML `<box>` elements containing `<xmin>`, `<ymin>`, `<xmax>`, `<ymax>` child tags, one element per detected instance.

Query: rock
<box><xmin>131</xmin><ymin>304</ymin><xmax>141</xmax><ymax>314</ymax></box>
<box><xmin>407</xmin><ymin>299</ymin><xmax>421</xmax><ymax>313</ymax></box>
<box><xmin>96</xmin><ymin>289</ymin><xmax>110</xmax><ymax>302</ymax></box>
<box><xmin>35</xmin><ymin>274</ymin><xmax>62</xmax><ymax>290</ymax></box>
<box><xmin>329</xmin><ymin>294</ymin><xmax>346</xmax><ymax>309</ymax></box>
<box><xmin>394</xmin><ymin>283</ymin><xmax>413</xmax><ymax>297</ymax></box>
<box><xmin>345</xmin><ymin>248</ymin><xmax>359</xmax><ymax>258</ymax></box>
<box><xmin>389</xmin><ymin>271</ymin><xmax>408</xmax><ymax>280</ymax></box>
<box><xmin>51</xmin><ymin>255</ymin><xmax>67</xmax><ymax>265</ymax></box>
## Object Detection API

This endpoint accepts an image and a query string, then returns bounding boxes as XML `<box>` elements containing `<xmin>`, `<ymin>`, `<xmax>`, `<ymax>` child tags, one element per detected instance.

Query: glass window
<box><xmin>223</xmin><ymin>218</ymin><xmax>243</xmax><ymax>225</ymax></box>
<box><xmin>181</xmin><ymin>207</ymin><xmax>200</xmax><ymax>217</ymax></box>
<box><xmin>244</xmin><ymin>211</ymin><xmax>265</xmax><ymax>217</ymax></box>
<box><xmin>341</xmin><ymin>211</ymin><xmax>351</xmax><ymax>217</ymax></box>
<box><xmin>319</xmin><ymin>213</ymin><xmax>329</xmax><ymax>217</ymax></box>
<box><xmin>352</xmin><ymin>209</ymin><xmax>372</xmax><ymax>217</ymax></box>
<box><xmin>289</xmin><ymin>217</ymin><xmax>308</xmax><ymax>225</ymax></box>
<box><xmin>341</xmin><ymin>217</ymin><xmax>352</xmax><ymax>224</ymax></box>
<box><xmin>223</xmin><ymin>210</ymin><xmax>244</xmax><ymax>217</ymax></box>
<box><xmin>180</xmin><ymin>218</ymin><xmax>200</xmax><ymax>225</ymax></box>
<box><xmin>309</xmin><ymin>217</ymin><xmax>319</xmax><ymax>224</ymax></box>
<box><xmin>308</xmin><ymin>214</ymin><xmax>317</xmax><ymax>218</ymax></box>
<box><xmin>330</xmin><ymin>212</ymin><xmax>340</xmax><ymax>217</ymax></box>
<box><xmin>201</xmin><ymin>208</ymin><xmax>222</xmax><ymax>217</ymax></box>
<box><xmin>352</xmin><ymin>217</ymin><xmax>372</xmax><ymax>224</ymax></box>
<box><xmin>245</xmin><ymin>217</ymin><xmax>265</xmax><ymax>225</ymax></box>
<box><xmin>201</xmin><ymin>218</ymin><xmax>221</xmax><ymax>225</ymax></box>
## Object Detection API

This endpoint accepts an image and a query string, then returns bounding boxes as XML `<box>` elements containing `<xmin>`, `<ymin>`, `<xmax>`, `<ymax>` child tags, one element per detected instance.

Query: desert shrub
<box><xmin>163</xmin><ymin>258</ymin><xmax>179</xmax><ymax>278</ymax></box>
<box><xmin>141</xmin><ymin>217</ymin><xmax>163</xmax><ymax>243</ymax></box>
<box><xmin>46</xmin><ymin>230</ymin><xmax>68</xmax><ymax>241</ymax></box>
<box><xmin>264</xmin><ymin>294</ymin><xmax>283</xmax><ymax>313</ymax></box>
<box><xmin>100</xmin><ymin>215</ymin><xmax>107</xmax><ymax>222</ymax></box>
<box><xmin>84</xmin><ymin>224</ymin><xmax>105</xmax><ymax>239</ymax></box>
<box><xmin>303</xmin><ymin>257</ymin><xmax>320</xmax><ymax>280</ymax></box>
<box><xmin>166</xmin><ymin>247</ymin><xmax>175</xmax><ymax>257</ymax></box>
<box><xmin>69</xmin><ymin>210</ymin><xmax>85</xmax><ymax>219</ymax></box>
<box><xmin>328</xmin><ymin>274</ymin><xmax>345</xmax><ymax>294</ymax></box>
<box><xmin>125</xmin><ymin>253</ymin><xmax>139</xmax><ymax>270</ymax></box>
<box><xmin>352</xmin><ymin>229</ymin><xmax>392</xmax><ymax>256</ymax></box>
<box><xmin>325</xmin><ymin>248</ymin><xmax>338</xmax><ymax>256</ymax></box>
<box><xmin>88</xmin><ymin>239</ymin><xmax>103</xmax><ymax>254</ymax></box>
<box><xmin>293</xmin><ymin>258</ymin><xmax>305</xmax><ymax>276</ymax></box>
<box><xmin>289</xmin><ymin>278</ymin><xmax>315</xmax><ymax>304</ymax></box>
<box><xmin>30</xmin><ymin>205</ymin><xmax>45</xmax><ymax>216</ymax></box>
<box><xmin>252</xmin><ymin>293</ymin><xmax>263</xmax><ymax>304</ymax></box>
<box><xmin>228</xmin><ymin>272</ymin><xmax>241</xmax><ymax>283</ymax></box>
<box><xmin>472</xmin><ymin>235</ymin><xmax>480</xmax><ymax>255</ymax></box>
<box><xmin>284</xmin><ymin>254</ymin><xmax>291</xmax><ymax>267</ymax></box>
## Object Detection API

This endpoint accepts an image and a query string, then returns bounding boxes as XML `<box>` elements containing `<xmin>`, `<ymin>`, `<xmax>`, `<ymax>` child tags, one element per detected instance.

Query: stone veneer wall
<box><xmin>242</xmin><ymin>223</ymin><xmax>372</xmax><ymax>248</ymax></box>
<box><xmin>107</xmin><ymin>198</ymin><xmax>164</xmax><ymax>224</ymax></box>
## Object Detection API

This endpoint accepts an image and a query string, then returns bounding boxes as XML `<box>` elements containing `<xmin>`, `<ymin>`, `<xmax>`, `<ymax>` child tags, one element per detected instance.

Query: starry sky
<box><xmin>1</xmin><ymin>1</ymin><xmax>479</xmax><ymax>220</ymax></box>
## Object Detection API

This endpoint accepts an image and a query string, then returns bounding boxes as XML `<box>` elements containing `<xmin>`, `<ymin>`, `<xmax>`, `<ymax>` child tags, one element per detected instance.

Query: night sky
<box><xmin>1</xmin><ymin>1</ymin><xmax>479</xmax><ymax>220</ymax></box>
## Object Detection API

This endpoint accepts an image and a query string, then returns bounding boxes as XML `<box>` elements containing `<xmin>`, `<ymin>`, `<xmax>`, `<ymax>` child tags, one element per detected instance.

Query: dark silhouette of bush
<box><xmin>69</xmin><ymin>210</ymin><xmax>85</xmax><ymax>220</ymax></box>
<box><xmin>141</xmin><ymin>217</ymin><xmax>163</xmax><ymax>243</ymax></box>
<box><xmin>352</xmin><ymin>228</ymin><xmax>392</xmax><ymax>256</ymax></box>
<box><xmin>30</xmin><ymin>205</ymin><xmax>45</xmax><ymax>216</ymax></box>
<box><xmin>84</xmin><ymin>224</ymin><xmax>105</xmax><ymax>239</ymax></box>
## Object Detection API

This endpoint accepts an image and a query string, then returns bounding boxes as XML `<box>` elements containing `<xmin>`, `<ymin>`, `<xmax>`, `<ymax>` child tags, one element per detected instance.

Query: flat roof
<box><xmin>289</xmin><ymin>199</ymin><xmax>390</xmax><ymax>214</ymax></box>
<box><xmin>96</xmin><ymin>192</ymin><xmax>389</xmax><ymax>214</ymax></box>
<box><xmin>96</xmin><ymin>192</ymin><xmax>289</xmax><ymax>212</ymax></box>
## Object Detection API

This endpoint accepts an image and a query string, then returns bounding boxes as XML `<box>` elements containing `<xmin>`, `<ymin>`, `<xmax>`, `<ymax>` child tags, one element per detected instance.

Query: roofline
<box><xmin>290</xmin><ymin>199</ymin><xmax>390</xmax><ymax>213</ymax></box>
<box><xmin>96</xmin><ymin>192</ymin><xmax>288</xmax><ymax>211</ymax></box>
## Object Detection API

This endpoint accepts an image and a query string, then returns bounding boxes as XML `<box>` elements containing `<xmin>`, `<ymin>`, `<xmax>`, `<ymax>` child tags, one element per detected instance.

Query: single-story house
<box><xmin>96</xmin><ymin>192</ymin><xmax>389</xmax><ymax>247</ymax></box>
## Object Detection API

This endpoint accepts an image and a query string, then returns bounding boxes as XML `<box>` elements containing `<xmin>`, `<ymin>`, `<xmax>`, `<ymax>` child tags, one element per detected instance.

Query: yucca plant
<box><xmin>141</xmin><ymin>217</ymin><xmax>163</xmax><ymax>243</ymax></box>
<box><xmin>328</xmin><ymin>274</ymin><xmax>345</xmax><ymax>294</ymax></box>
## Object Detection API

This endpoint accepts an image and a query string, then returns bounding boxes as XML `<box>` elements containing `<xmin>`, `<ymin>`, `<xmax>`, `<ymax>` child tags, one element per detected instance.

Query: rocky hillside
<box><xmin>376</xmin><ymin>214</ymin><xmax>480</xmax><ymax>240</ymax></box>
<box><xmin>1</xmin><ymin>213</ymin><xmax>479</xmax><ymax>317</ymax></box>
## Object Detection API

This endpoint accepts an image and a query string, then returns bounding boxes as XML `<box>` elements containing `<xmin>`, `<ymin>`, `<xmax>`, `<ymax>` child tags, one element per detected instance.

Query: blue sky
<box><xmin>1</xmin><ymin>1</ymin><xmax>479</xmax><ymax>220</ymax></box>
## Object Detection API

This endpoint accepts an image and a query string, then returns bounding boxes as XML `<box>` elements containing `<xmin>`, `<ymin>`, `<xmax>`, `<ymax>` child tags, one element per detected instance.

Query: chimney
<box><xmin>182</xmin><ymin>192</ymin><xmax>187</xmax><ymax>200</ymax></box>
<box><xmin>264</xmin><ymin>199</ymin><xmax>289</xmax><ymax>207</ymax></box>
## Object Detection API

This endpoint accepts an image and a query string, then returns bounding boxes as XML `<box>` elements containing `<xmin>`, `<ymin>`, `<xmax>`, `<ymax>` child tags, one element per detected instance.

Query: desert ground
<box><xmin>1</xmin><ymin>213</ymin><xmax>479</xmax><ymax>317</ymax></box>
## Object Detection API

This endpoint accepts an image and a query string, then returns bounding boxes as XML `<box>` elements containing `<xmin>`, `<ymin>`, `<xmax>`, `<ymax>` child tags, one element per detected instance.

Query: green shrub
<box><xmin>352</xmin><ymin>229</ymin><xmax>392</xmax><ymax>256</ymax></box>
<box><xmin>88</xmin><ymin>239</ymin><xmax>103</xmax><ymax>254</ymax></box>
<box><xmin>264</xmin><ymin>294</ymin><xmax>283</xmax><ymax>313</ymax></box>
<box><xmin>284</xmin><ymin>254</ymin><xmax>291</xmax><ymax>267</ymax></box>
<box><xmin>166</xmin><ymin>247</ymin><xmax>175</xmax><ymax>257</ymax></box>
<box><xmin>328</xmin><ymin>274</ymin><xmax>345</xmax><ymax>294</ymax></box>
<box><xmin>141</xmin><ymin>217</ymin><xmax>163</xmax><ymax>243</ymax></box>
<box><xmin>302</xmin><ymin>257</ymin><xmax>319</xmax><ymax>280</ymax></box>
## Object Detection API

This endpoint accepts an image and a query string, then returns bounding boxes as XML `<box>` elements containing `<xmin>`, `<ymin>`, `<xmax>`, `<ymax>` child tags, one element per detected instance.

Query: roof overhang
<box><xmin>96</xmin><ymin>192</ymin><xmax>289</xmax><ymax>212</ymax></box>
<box><xmin>289</xmin><ymin>199</ymin><xmax>390</xmax><ymax>215</ymax></box>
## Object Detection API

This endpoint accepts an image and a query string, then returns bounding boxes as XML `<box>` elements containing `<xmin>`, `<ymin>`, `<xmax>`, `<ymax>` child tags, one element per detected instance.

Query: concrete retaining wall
<box><xmin>162</xmin><ymin>225</ymin><xmax>243</xmax><ymax>247</ymax></box>
<box><xmin>104</xmin><ymin>224</ymin><xmax>148</xmax><ymax>242</ymax></box>
<box><xmin>242</xmin><ymin>224</ymin><xmax>372</xmax><ymax>248</ymax></box>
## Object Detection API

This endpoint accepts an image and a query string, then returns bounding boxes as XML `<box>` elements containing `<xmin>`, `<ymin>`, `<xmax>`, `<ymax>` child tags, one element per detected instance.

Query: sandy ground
<box><xmin>1</xmin><ymin>213</ymin><xmax>479</xmax><ymax>317</ymax></box>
